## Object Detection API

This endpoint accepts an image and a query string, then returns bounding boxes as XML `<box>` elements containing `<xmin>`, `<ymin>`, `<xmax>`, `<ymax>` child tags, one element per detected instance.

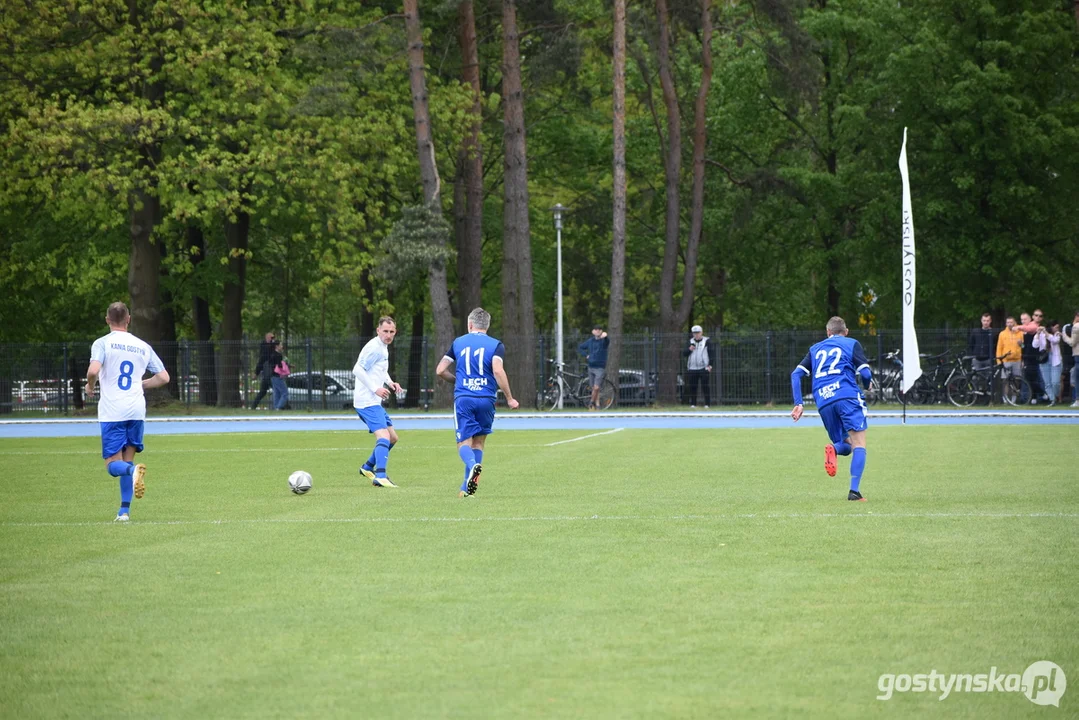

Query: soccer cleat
<box><xmin>359</xmin><ymin>466</ymin><xmax>376</xmax><ymax>481</ymax></box>
<box><xmin>848</xmin><ymin>490</ymin><xmax>866</xmax><ymax>502</ymax></box>
<box><xmin>133</xmin><ymin>464</ymin><xmax>147</xmax><ymax>499</ymax></box>
<box><xmin>371</xmin><ymin>476</ymin><xmax>397</xmax><ymax>488</ymax></box>
<box><xmin>465</xmin><ymin>463</ymin><xmax>482</xmax><ymax>496</ymax></box>
<box><xmin>824</xmin><ymin>445</ymin><xmax>837</xmax><ymax>477</ymax></box>
<box><xmin>114</xmin><ymin>513</ymin><xmax>130</xmax><ymax>522</ymax></box>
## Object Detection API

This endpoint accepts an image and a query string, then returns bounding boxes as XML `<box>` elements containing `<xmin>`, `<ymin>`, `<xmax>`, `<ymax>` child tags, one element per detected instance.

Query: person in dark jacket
<box><xmin>683</xmin><ymin>325</ymin><xmax>716</xmax><ymax>408</ymax></box>
<box><xmin>578</xmin><ymin>324</ymin><xmax>610</xmax><ymax>410</ymax></box>
<box><xmin>966</xmin><ymin>312</ymin><xmax>996</xmax><ymax>371</ymax></box>
<box><xmin>250</xmin><ymin>331</ymin><xmax>276</xmax><ymax>409</ymax></box>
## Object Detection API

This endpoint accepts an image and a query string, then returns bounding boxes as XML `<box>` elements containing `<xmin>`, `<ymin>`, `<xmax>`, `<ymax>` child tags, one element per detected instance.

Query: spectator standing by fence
<box><xmin>1063</xmin><ymin>312</ymin><xmax>1079</xmax><ymax>407</ymax></box>
<box><xmin>1017</xmin><ymin>311</ymin><xmax>1048</xmax><ymax>402</ymax></box>
<box><xmin>683</xmin><ymin>325</ymin><xmax>716</xmax><ymax>408</ymax></box>
<box><xmin>1034</xmin><ymin>321</ymin><xmax>1063</xmax><ymax>404</ymax></box>
<box><xmin>271</xmin><ymin>341</ymin><xmax>289</xmax><ymax>410</ymax></box>
<box><xmin>996</xmin><ymin>316</ymin><xmax>1024</xmax><ymax>377</ymax></box>
<box><xmin>577</xmin><ymin>324</ymin><xmax>610</xmax><ymax>411</ymax></box>
<box><xmin>967</xmin><ymin>312</ymin><xmax>996</xmax><ymax>370</ymax></box>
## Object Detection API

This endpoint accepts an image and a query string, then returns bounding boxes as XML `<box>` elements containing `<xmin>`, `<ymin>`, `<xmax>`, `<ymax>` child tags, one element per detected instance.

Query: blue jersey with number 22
<box><xmin>793</xmin><ymin>335</ymin><xmax>870</xmax><ymax>407</ymax></box>
<box><xmin>446</xmin><ymin>332</ymin><xmax>505</xmax><ymax>400</ymax></box>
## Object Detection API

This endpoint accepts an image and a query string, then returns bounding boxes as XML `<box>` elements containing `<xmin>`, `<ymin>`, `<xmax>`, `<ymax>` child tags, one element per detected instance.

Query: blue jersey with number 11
<box><xmin>793</xmin><ymin>335</ymin><xmax>870</xmax><ymax>407</ymax></box>
<box><xmin>446</xmin><ymin>332</ymin><xmax>505</xmax><ymax>400</ymax></box>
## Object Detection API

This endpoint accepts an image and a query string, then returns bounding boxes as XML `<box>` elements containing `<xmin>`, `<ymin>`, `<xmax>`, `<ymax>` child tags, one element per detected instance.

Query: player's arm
<box><xmin>142</xmin><ymin>351</ymin><xmax>170</xmax><ymax>390</ymax></box>
<box><xmin>85</xmin><ymin>339</ymin><xmax>106</xmax><ymax>396</ymax></box>
<box><xmin>85</xmin><ymin>360</ymin><xmax>103</xmax><ymax>396</ymax></box>
<box><xmin>491</xmin><ymin>356</ymin><xmax>519</xmax><ymax>409</ymax></box>
<box><xmin>435</xmin><ymin>342</ymin><xmax>456</xmax><ymax>384</ymax></box>
<box><xmin>142</xmin><ymin>368</ymin><xmax>170</xmax><ymax>390</ymax></box>
<box><xmin>853</xmin><ymin>342</ymin><xmax>873</xmax><ymax>390</ymax></box>
<box><xmin>790</xmin><ymin>354</ymin><xmax>811</xmax><ymax>421</ymax></box>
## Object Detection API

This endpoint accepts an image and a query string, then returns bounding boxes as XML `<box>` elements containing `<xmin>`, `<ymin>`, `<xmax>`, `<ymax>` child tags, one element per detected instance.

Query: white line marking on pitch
<box><xmin>545</xmin><ymin>428</ymin><xmax>626</xmax><ymax>446</ymax></box>
<box><xmin>3</xmin><ymin>511</ymin><xmax>1076</xmax><ymax>528</ymax></box>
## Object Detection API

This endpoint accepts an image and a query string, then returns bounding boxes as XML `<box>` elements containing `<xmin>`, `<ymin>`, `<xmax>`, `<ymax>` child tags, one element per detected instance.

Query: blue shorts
<box><xmin>356</xmin><ymin>406</ymin><xmax>393</xmax><ymax>433</ymax></box>
<box><xmin>454</xmin><ymin>396</ymin><xmax>496</xmax><ymax>442</ymax></box>
<box><xmin>100</xmin><ymin>420</ymin><xmax>145</xmax><ymax>459</ymax></box>
<box><xmin>818</xmin><ymin>398</ymin><xmax>868</xmax><ymax>445</ymax></box>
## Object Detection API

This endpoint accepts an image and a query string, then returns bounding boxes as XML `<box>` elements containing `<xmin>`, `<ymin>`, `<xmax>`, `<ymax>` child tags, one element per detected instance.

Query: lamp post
<box><xmin>552</xmin><ymin>203</ymin><xmax>565</xmax><ymax>409</ymax></box>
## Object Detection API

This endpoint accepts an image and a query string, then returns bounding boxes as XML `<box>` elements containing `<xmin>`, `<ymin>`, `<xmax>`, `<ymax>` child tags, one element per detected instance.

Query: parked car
<box><xmin>613</xmin><ymin>369</ymin><xmax>683</xmax><ymax>406</ymax></box>
<box><xmin>283</xmin><ymin>371</ymin><xmax>354</xmax><ymax>410</ymax></box>
<box><xmin>282</xmin><ymin>370</ymin><xmax>405</xmax><ymax>410</ymax></box>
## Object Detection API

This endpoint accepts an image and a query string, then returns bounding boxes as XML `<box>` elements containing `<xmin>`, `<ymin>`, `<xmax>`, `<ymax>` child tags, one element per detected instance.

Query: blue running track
<box><xmin>0</xmin><ymin>410</ymin><xmax>1074</xmax><ymax>438</ymax></box>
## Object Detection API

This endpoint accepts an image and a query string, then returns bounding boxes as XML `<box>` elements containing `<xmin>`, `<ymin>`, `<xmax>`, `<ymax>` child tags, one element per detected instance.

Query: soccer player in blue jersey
<box><xmin>84</xmin><ymin>302</ymin><xmax>170</xmax><ymax>521</ymax></box>
<box><xmin>790</xmin><ymin>316</ymin><xmax>873</xmax><ymax>501</ymax></box>
<box><xmin>435</xmin><ymin>307</ymin><xmax>520</xmax><ymax>497</ymax></box>
<box><xmin>355</xmin><ymin>317</ymin><xmax>404</xmax><ymax>488</ymax></box>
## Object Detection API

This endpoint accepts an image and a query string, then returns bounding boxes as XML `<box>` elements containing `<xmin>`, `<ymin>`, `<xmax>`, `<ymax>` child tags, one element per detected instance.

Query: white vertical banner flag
<box><xmin>898</xmin><ymin>128</ymin><xmax>922</xmax><ymax>394</ymax></box>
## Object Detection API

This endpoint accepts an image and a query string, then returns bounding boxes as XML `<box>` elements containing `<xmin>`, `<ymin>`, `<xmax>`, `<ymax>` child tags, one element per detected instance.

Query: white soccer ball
<box><xmin>288</xmin><ymin>470</ymin><xmax>313</xmax><ymax>495</ymax></box>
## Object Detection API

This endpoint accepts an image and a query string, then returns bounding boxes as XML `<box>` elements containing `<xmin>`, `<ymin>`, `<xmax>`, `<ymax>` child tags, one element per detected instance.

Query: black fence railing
<box><xmin>2</xmin><ymin>329</ymin><xmax>1068</xmax><ymax>414</ymax></box>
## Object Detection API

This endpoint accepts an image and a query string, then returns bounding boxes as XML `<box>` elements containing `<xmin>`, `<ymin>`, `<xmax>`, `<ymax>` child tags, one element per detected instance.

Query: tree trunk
<box><xmin>360</xmin><ymin>265</ymin><xmax>375</xmax><ymax>339</ymax></box>
<box><xmin>654</xmin><ymin>0</ymin><xmax>713</xmax><ymax>405</ymax></box>
<box><xmin>189</xmin><ymin>223</ymin><xmax>217</xmax><ymax>406</ymax></box>
<box><xmin>216</xmin><ymin>210</ymin><xmax>249</xmax><ymax>408</ymax></box>
<box><xmin>406</xmin><ymin>296</ymin><xmax>424</xmax><ymax>409</ymax></box>
<box><xmin>654</xmin><ymin>0</ymin><xmax>684</xmax><ymax>404</ymax></box>
<box><xmin>126</xmin><ymin>0</ymin><xmax>163</xmax><ymax>347</ymax></box>
<box><xmin>127</xmin><ymin>187</ymin><xmax>162</xmax><ymax>341</ymax></box>
<box><xmin>455</xmin><ymin>0</ymin><xmax>483</xmax><ymax>333</ymax></box>
<box><xmin>501</xmin><ymin>0</ymin><xmax>536</xmax><ymax>407</ymax></box>
<box><xmin>607</xmin><ymin>0</ymin><xmax>628</xmax><ymax>403</ymax></box>
<box><xmin>404</xmin><ymin>0</ymin><xmax>455</xmax><ymax>408</ymax></box>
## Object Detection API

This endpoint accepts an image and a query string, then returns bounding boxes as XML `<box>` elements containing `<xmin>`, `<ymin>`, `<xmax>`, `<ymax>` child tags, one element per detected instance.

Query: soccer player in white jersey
<box><xmin>85</xmin><ymin>302</ymin><xmax>170</xmax><ymax>521</ymax></box>
<box><xmin>354</xmin><ymin>317</ymin><xmax>403</xmax><ymax>488</ymax></box>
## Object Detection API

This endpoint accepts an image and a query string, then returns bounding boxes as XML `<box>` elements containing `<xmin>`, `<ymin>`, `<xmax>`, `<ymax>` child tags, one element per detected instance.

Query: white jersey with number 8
<box><xmin>90</xmin><ymin>331</ymin><xmax>165</xmax><ymax>422</ymax></box>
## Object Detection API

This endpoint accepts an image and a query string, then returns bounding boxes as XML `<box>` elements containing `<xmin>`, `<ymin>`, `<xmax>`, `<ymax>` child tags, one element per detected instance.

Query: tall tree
<box><xmin>403</xmin><ymin>0</ymin><xmax>456</xmax><ymax>407</ymax></box>
<box><xmin>654</xmin><ymin>0</ymin><xmax>714</xmax><ymax>403</ymax></box>
<box><xmin>501</xmin><ymin>0</ymin><xmax>537</xmax><ymax>407</ymax></box>
<box><xmin>454</xmin><ymin>0</ymin><xmax>484</xmax><ymax>332</ymax></box>
<box><xmin>607</xmin><ymin>0</ymin><xmax>628</xmax><ymax>397</ymax></box>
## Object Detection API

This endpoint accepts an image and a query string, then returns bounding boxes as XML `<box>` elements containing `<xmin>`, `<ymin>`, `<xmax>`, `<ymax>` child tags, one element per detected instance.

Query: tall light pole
<box><xmin>552</xmin><ymin>203</ymin><xmax>565</xmax><ymax>409</ymax></box>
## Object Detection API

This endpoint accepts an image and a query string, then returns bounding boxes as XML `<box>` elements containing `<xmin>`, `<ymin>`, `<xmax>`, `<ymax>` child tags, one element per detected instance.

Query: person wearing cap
<box><xmin>578</xmin><ymin>324</ymin><xmax>610</xmax><ymax>410</ymax></box>
<box><xmin>683</xmin><ymin>325</ymin><xmax>715</xmax><ymax>408</ymax></box>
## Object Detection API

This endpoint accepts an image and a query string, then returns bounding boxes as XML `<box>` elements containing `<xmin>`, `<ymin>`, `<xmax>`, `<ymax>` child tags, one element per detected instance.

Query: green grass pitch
<box><xmin>1</xmin><ymin>424</ymin><xmax>1076</xmax><ymax>718</ymax></box>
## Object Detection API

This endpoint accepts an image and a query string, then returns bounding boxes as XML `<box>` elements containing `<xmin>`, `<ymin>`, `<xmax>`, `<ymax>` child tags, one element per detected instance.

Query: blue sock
<box><xmin>373</xmin><ymin>439</ymin><xmax>391</xmax><ymax>477</ymax></box>
<box><xmin>850</xmin><ymin>448</ymin><xmax>866</xmax><ymax>493</ymax></box>
<box><xmin>108</xmin><ymin>461</ymin><xmax>134</xmax><ymax>477</ymax></box>
<box><xmin>119</xmin><ymin>473</ymin><xmax>133</xmax><ymax>514</ymax></box>
<box><xmin>458</xmin><ymin>445</ymin><xmax>476</xmax><ymax>491</ymax></box>
<box><xmin>364</xmin><ymin>441</ymin><xmax>395</xmax><ymax>470</ymax></box>
<box><xmin>473</xmin><ymin>449</ymin><xmax>483</xmax><ymax>466</ymax></box>
<box><xmin>833</xmin><ymin>442</ymin><xmax>852</xmax><ymax>456</ymax></box>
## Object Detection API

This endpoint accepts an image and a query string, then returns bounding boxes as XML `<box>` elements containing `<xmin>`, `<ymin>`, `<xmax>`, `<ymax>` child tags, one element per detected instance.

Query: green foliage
<box><xmin>1</xmin><ymin>0</ymin><xmax>1076</xmax><ymax>340</ymax></box>
<box><xmin>379</xmin><ymin>203</ymin><xmax>455</xmax><ymax>287</ymax></box>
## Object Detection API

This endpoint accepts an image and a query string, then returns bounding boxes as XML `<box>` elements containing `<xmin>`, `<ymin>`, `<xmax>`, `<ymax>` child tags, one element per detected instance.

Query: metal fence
<box><xmin>1</xmin><ymin>328</ymin><xmax>1059</xmax><ymax>414</ymax></box>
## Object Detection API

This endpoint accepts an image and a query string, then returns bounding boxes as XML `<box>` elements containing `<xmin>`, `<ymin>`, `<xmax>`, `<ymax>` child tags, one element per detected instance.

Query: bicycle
<box><xmin>865</xmin><ymin>349</ymin><xmax>905</xmax><ymax>405</ymax></box>
<box><xmin>541</xmin><ymin>360</ymin><xmax>616</xmax><ymax>410</ymax></box>
<box><xmin>968</xmin><ymin>356</ymin><xmax>1033</xmax><ymax>406</ymax></box>
<box><xmin>943</xmin><ymin>354</ymin><xmax>981</xmax><ymax>407</ymax></box>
